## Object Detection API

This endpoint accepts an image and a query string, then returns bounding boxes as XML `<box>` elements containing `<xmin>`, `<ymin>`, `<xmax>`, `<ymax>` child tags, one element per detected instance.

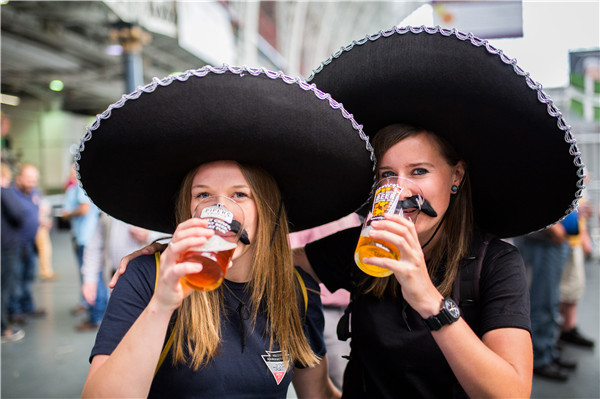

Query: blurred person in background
<box><xmin>62</xmin><ymin>163</ymin><xmax>100</xmax><ymax>318</ymax></box>
<box><xmin>9</xmin><ymin>163</ymin><xmax>47</xmax><ymax>324</ymax></box>
<box><xmin>558</xmin><ymin>196</ymin><xmax>595</xmax><ymax>349</ymax></box>
<box><xmin>36</xmin><ymin>196</ymin><xmax>58</xmax><ymax>281</ymax></box>
<box><xmin>1</xmin><ymin>162</ymin><xmax>26</xmax><ymax>342</ymax></box>
<box><xmin>515</xmin><ymin>224</ymin><xmax>575</xmax><ymax>381</ymax></box>
<box><xmin>76</xmin><ymin>213</ymin><xmax>163</xmax><ymax>332</ymax></box>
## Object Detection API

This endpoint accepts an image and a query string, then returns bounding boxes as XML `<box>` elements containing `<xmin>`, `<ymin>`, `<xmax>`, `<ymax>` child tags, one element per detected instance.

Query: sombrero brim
<box><xmin>309</xmin><ymin>26</ymin><xmax>584</xmax><ymax>238</ymax></box>
<box><xmin>76</xmin><ymin>66</ymin><xmax>374</xmax><ymax>234</ymax></box>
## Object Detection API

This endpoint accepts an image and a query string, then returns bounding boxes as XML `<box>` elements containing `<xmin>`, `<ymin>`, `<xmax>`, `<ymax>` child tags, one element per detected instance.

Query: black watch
<box><xmin>424</xmin><ymin>297</ymin><xmax>460</xmax><ymax>331</ymax></box>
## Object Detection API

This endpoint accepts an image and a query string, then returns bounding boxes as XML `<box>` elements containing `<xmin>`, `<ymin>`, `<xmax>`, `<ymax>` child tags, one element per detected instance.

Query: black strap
<box><xmin>452</xmin><ymin>233</ymin><xmax>493</xmax><ymax>308</ymax></box>
<box><xmin>336</xmin><ymin>300</ymin><xmax>353</xmax><ymax>341</ymax></box>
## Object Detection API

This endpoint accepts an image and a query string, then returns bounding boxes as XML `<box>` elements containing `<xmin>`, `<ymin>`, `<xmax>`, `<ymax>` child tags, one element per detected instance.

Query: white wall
<box><xmin>3</xmin><ymin>98</ymin><xmax>94</xmax><ymax>194</ymax></box>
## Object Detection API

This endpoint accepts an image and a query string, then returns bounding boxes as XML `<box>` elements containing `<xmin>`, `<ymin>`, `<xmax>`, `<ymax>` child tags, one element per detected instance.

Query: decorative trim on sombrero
<box><xmin>308</xmin><ymin>25</ymin><xmax>586</xmax><ymax>234</ymax></box>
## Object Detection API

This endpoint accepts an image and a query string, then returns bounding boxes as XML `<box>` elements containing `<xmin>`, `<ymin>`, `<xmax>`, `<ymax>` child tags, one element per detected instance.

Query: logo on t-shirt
<box><xmin>261</xmin><ymin>350</ymin><xmax>287</xmax><ymax>385</ymax></box>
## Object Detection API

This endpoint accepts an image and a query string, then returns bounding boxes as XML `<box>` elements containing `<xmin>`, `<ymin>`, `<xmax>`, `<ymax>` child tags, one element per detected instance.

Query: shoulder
<box><xmin>475</xmin><ymin>234</ymin><xmax>526</xmax><ymax>284</ymax></box>
<box><xmin>114</xmin><ymin>253</ymin><xmax>158</xmax><ymax>295</ymax></box>
<box><xmin>1</xmin><ymin>187</ymin><xmax>18</xmax><ymax>203</ymax></box>
<box><xmin>485</xmin><ymin>236</ymin><xmax>521</xmax><ymax>261</ymax></box>
<box><xmin>75</xmin><ymin>184</ymin><xmax>92</xmax><ymax>202</ymax></box>
<box><xmin>294</xmin><ymin>266</ymin><xmax>323</xmax><ymax>316</ymax></box>
<box><xmin>471</xmin><ymin>235</ymin><xmax>531</xmax><ymax>334</ymax></box>
<box><xmin>294</xmin><ymin>266</ymin><xmax>320</xmax><ymax>293</ymax></box>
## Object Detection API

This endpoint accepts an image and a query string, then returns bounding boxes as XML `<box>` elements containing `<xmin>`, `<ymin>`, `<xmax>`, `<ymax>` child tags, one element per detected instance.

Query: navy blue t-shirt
<box><xmin>90</xmin><ymin>255</ymin><xmax>326</xmax><ymax>398</ymax></box>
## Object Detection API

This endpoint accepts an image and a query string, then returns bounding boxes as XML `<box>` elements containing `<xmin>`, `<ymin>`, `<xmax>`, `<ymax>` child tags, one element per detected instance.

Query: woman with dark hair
<box><xmin>293</xmin><ymin>26</ymin><xmax>584</xmax><ymax>398</ymax></box>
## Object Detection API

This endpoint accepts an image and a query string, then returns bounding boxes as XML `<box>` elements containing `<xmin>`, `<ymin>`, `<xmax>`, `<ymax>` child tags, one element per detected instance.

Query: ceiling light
<box><xmin>49</xmin><ymin>80</ymin><xmax>64</xmax><ymax>92</ymax></box>
<box><xmin>1</xmin><ymin>93</ymin><xmax>20</xmax><ymax>106</ymax></box>
<box><xmin>105</xmin><ymin>44</ymin><xmax>123</xmax><ymax>56</ymax></box>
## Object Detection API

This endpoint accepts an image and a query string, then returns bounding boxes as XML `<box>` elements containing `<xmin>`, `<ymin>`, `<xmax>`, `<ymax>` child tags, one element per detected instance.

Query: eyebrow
<box><xmin>379</xmin><ymin>161</ymin><xmax>435</xmax><ymax>170</ymax></box>
<box><xmin>191</xmin><ymin>184</ymin><xmax>249</xmax><ymax>189</ymax></box>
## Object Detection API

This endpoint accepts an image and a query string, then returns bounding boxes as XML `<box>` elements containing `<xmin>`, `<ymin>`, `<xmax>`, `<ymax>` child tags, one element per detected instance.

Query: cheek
<box><xmin>420</xmin><ymin>182</ymin><xmax>452</xmax><ymax>217</ymax></box>
<box><xmin>242</xmin><ymin>205</ymin><xmax>259</xmax><ymax>239</ymax></box>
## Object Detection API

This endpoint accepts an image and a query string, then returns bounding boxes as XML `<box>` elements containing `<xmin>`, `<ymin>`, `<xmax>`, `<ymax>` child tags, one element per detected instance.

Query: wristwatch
<box><xmin>424</xmin><ymin>297</ymin><xmax>460</xmax><ymax>331</ymax></box>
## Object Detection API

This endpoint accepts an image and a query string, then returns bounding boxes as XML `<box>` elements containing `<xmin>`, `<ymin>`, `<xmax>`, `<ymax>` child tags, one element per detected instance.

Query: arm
<box><xmin>81</xmin><ymin>218</ymin><xmax>106</xmax><ymax>305</ymax></box>
<box><xmin>546</xmin><ymin>223</ymin><xmax>567</xmax><ymax>245</ymax></box>
<box><xmin>292</xmin><ymin>355</ymin><xmax>341</xmax><ymax>399</ymax></box>
<box><xmin>436</xmin><ymin>325</ymin><xmax>532</xmax><ymax>398</ymax></box>
<box><xmin>1</xmin><ymin>188</ymin><xmax>25</xmax><ymax>227</ymax></box>
<box><xmin>82</xmin><ymin>218</ymin><xmax>212</xmax><ymax>398</ymax></box>
<box><xmin>365</xmin><ymin>214</ymin><xmax>532</xmax><ymax>398</ymax></box>
<box><xmin>63</xmin><ymin>202</ymin><xmax>90</xmax><ymax>219</ymax></box>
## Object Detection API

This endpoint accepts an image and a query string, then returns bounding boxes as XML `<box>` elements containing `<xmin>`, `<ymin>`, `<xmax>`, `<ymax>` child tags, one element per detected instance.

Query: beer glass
<box><xmin>354</xmin><ymin>177</ymin><xmax>424</xmax><ymax>277</ymax></box>
<box><xmin>178</xmin><ymin>196</ymin><xmax>245</xmax><ymax>291</ymax></box>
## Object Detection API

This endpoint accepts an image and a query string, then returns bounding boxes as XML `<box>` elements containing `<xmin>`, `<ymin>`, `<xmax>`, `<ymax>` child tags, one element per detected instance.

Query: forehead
<box><xmin>192</xmin><ymin>161</ymin><xmax>248</xmax><ymax>186</ymax></box>
<box><xmin>380</xmin><ymin>132</ymin><xmax>444</xmax><ymax>165</ymax></box>
<box><xmin>20</xmin><ymin>166</ymin><xmax>39</xmax><ymax>178</ymax></box>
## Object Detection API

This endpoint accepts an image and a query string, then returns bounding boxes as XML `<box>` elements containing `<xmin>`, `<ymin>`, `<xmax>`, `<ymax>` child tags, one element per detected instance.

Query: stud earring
<box><xmin>451</xmin><ymin>185</ymin><xmax>458</xmax><ymax>193</ymax></box>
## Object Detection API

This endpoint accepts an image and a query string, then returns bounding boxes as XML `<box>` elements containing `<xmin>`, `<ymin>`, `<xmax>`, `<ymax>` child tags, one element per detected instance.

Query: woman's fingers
<box><xmin>167</xmin><ymin>235</ymin><xmax>211</xmax><ymax>255</ymax></box>
<box><xmin>109</xmin><ymin>242</ymin><xmax>167</xmax><ymax>288</ymax></box>
<box><xmin>171</xmin><ymin>218</ymin><xmax>211</xmax><ymax>240</ymax></box>
<box><xmin>366</xmin><ymin>214</ymin><xmax>428</xmax><ymax>279</ymax></box>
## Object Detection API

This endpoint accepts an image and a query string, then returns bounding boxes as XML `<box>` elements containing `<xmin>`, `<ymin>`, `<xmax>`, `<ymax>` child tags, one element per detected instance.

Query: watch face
<box><xmin>444</xmin><ymin>299</ymin><xmax>460</xmax><ymax>319</ymax></box>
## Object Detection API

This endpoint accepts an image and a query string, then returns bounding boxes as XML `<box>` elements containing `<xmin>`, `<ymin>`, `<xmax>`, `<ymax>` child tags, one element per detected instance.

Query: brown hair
<box><xmin>171</xmin><ymin>162</ymin><xmax>318</xmax><ymax>370</ymax></box>
<box><xmin>367</xmin><ymin>124</ymin><xmax>474</xmax><ymax>298</ymax></box>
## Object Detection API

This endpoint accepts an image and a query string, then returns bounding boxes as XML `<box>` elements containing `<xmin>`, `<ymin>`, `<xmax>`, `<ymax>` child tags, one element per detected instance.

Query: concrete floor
<box><xmin>1</xmin><ymin>227</ymin><xmax>599</xmax><ymax>398</ymax></box>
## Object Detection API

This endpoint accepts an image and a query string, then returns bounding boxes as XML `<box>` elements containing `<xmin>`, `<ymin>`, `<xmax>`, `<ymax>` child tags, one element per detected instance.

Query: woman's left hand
<box><xmin>362</xmin><ymin>213</ymin><xmax>443</xmax><ymax>318</ymax></box>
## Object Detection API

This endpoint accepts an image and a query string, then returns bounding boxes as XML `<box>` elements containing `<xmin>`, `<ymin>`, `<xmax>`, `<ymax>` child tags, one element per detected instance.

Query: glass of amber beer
<box><xmin>178</xmin><ymin>196</ymin><xmax>245</xmax><ymax>291</ymax></box>
<box><xmin>354</xmin><ymin>177</ymin><xmax>424</xmax><ymax>277</ymax></box>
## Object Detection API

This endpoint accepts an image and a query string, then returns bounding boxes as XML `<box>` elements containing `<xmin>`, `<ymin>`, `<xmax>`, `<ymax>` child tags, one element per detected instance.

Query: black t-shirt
<box><xmin>306</xmin><ymin>227</ymin><xmax>530</xmax><ymax>399</ymax></box>
<box><xmin>90</xmin><ymin>255</ymin><xmax>325</xmax><ymax>398</ymax></box>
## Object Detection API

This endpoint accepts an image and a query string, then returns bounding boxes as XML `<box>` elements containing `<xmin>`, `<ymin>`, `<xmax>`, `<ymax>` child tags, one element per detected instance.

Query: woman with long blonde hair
<box><xmin>77</xmin><ymin>66</ymin><xmax>374</xmax><ymax>398</ymax></box>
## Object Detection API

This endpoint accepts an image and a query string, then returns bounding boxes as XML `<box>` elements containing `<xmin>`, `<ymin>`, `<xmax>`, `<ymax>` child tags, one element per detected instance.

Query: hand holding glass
<box><xmin>178</xmin><ymin>196</ymin><xmax>245</xmax><ymax>291</ymax></box>
<box><xmin>354</xmin><ymin>177</ymin><xmax>424</xmax><ymax>277</ymax></box>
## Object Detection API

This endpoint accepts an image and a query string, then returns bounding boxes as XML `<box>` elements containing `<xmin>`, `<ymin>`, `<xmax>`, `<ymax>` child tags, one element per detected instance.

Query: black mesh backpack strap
<box><xmin>451</xmin><ymin>233</ymin><xmax>493</xmax><ymax>327</ymax></box>
<box><xmin>336</xmin><ymin>297</ymin><xmax>353</xmax><ymax>342</ymax></box>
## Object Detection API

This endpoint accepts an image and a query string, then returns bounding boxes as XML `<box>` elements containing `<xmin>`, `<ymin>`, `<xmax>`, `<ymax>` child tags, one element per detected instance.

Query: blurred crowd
<box><xmin>1</xmin><ymin>119</ymin><xmax>163</xmax><ymax>343</ymax></box>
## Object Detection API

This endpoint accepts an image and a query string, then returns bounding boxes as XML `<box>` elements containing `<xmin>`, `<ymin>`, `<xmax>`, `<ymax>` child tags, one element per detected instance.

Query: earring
<box><xmin>451</xmin><ymin>185</ymin><xmax>458</xmax><ymax>193</ymax></box>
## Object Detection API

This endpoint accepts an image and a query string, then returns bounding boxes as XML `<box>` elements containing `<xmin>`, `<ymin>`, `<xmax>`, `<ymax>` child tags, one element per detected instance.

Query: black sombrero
<box><xmin>76</xmin><ymin>65</ymin><xmax>375</xmax><ymax>234</ymax></box>
<box><xmin>308</xmin><ymin>25</ymin><xmax>585</xmax><ymax>238</ymax></box>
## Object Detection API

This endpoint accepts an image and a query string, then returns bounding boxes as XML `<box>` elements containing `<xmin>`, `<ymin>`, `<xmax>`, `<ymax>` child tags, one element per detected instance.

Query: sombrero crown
<box><xmin>76</xmin><ymin>65</ymin><xmax>375</xmax><ymax>234</ymax></box>
<box><xmin>309</xmin><ymin>25</ymin><xmax>585</xmax><ymax>238</ymax></box>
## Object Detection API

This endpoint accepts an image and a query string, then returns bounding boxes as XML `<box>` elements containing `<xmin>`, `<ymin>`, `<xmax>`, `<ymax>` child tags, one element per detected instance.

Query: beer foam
<box><xmin>200</xmin><ymin>235</ymin><xmax>238</xmax><ymax>252</ymax></box>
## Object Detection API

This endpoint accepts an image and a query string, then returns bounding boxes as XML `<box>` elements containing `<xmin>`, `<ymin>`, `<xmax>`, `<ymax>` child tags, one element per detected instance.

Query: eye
<box><xmin>412</xmin><ymin>168</ymin><xmax>428</xmax><ymax>176</ymax></box>
<box><xmin>380</xmin><ymin>170</ymin><xmax>397</xmax><ymax>178</ymax></box>
<box><xmin>232</xmin><ymin>191</ymin><xmax>249</xmax><ymax>200</ymax></box>
<box><xmin>195</xmin><ymin>192</ymin><xmax>211</xmax><ymax>199</ymax></box>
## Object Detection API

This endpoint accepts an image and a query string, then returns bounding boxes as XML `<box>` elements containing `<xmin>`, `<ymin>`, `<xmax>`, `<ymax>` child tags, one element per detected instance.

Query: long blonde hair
<box><xmin>171</xmin><ymin>162</ymin><xmax>319</xmax><ymax>370</ymax></box>
<box><xmin>367</xmin><ymin>124</ymin><xmax>474</xmax><ymax>298</ymax></box>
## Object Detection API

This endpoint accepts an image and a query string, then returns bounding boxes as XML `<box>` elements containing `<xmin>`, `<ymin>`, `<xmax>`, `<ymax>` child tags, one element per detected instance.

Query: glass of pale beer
<box><xmin>354</xmin><ymin>177</ymin><xmax>424</xmax><ymax>277</ymax></box>
<box><xmin>178</xmin><ymin>196</ymin><xmax>246</xmax><ymax>291</ymax></box>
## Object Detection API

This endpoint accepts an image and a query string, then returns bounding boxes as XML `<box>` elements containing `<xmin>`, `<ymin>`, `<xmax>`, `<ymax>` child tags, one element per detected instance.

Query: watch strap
<box><xmin>424</xmin><ymin>297</ymin><xmax>459</xmax><ymax>331</ymax></box>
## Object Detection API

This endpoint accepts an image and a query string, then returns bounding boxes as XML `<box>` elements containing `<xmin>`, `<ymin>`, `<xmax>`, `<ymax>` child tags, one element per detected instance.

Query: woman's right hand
<box><xmin>150</xmin><ymin>218</ymin><xmax>215</xmax><ymax>311</ymax></box>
